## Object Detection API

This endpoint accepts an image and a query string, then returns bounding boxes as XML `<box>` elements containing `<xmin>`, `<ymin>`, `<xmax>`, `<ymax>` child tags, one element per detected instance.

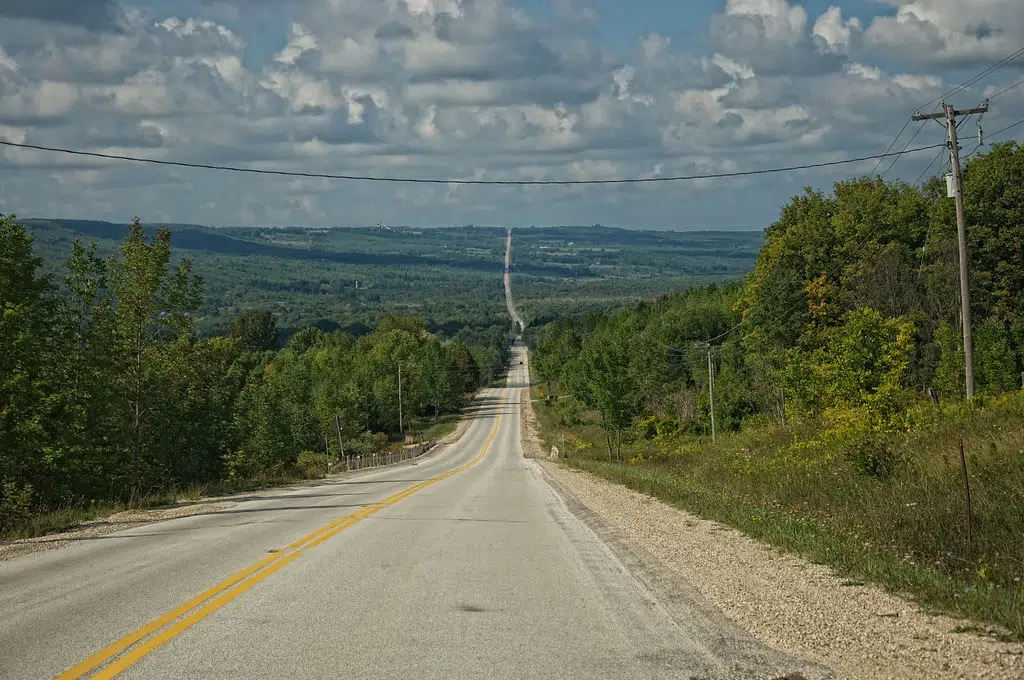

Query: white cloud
<box><xmin>865</xmin><ymin>0</ymin><xmax>1024</xmax><ymax>67</ymax></box>
<box><xmin>0</xmin><ymin>0</ymin><xmax>1022</xmax><ymax>229</ymax></box>
<box><xmin>813</xmin><ymin>6</ymin><xmax>860</xmax><ymax>53</ymax></box>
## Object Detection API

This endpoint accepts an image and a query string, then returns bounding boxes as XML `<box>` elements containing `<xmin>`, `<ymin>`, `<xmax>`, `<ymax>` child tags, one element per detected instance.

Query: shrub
<box><xmin>0</xmin><ymin>480</ymin><xmax>34</xmax><ymax>532</ymax></box>
<box><xmin>841</xmin><ymin>429</ymin><xmax>899</xmax><ymax>479</ymax></box>
<box><xmin>295</xmin><ymin>450</ymin><xmax>329</xmax><ymax>478</ymax></box>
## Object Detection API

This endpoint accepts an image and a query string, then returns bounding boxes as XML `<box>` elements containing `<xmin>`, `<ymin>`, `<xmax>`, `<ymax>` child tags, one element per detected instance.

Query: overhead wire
<box><xmin>4</xmin><ymin>48</ymin><xmax>1019</xmax><ymax>358</ymax></box>
<box><xmin>558</xmin><ymin>49</ymin><xmax>1024</xmax><ymax>360</ymax></box>
<box><xmin>870</xmin><ymin>47</ymin><xmax>1023</xmax><ymax>179</ymax></box>
<box><xmin>913</xmin><ymin>146</ymin><xmax>949</xmax><ymax>187</ymax></box>
<box><xmin>0</xmin><ymin>140</ymin><xmax>945</xmax><ymax>186</ymax></box>
<box><xmin>918</xmin><ymin>47</ymin><xmax>1024</xmax><ymax>111</ymax></box>
<box><xmin>986</xmin><ymin>78</ymin><xmax>1024</xmax><ymax>101</ymax></box>
<box><xmin>869</xmin><ymin>118</ymin><xmax>913</xmax><ymax>177</ymax></box>
<box><xmin>988</xmin><ymin>118</ymin><xmax>1024</xmax><ymax>140</ymax></box>
<box><xmin>880</xmin><ymin>121</ymin><xmax>928</xmax><ymax>179</ymax></box>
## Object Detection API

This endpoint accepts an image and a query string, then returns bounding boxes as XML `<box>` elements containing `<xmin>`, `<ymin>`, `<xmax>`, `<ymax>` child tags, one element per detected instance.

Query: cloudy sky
<box><xmin>0</xmin><ymin>0</ymin><xmax>1022</xmax><ymax>229</ymax></box>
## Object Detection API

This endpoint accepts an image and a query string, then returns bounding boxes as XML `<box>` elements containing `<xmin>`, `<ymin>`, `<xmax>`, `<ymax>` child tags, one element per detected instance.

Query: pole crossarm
<box><xmin>913</xmin><ymin>103</ymin><xmax>989</xmax><ymax>121</ymax></box>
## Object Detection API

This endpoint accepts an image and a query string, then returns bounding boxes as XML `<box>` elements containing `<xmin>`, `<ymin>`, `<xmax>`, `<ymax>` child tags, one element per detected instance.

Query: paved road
<box><xmin>504</xmin><ymin>230</ymin><xmax>525</xmax><ymax>333</ymax></box>
<box><xmin>0</xmin><ymin>344</ymin><xmax>823</xmax><ymax>679</ymax></box>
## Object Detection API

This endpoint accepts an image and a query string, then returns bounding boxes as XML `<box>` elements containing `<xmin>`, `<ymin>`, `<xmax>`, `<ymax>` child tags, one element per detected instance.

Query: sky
<box><xmin>0</xmin><ymin>0</ymin><xmax>1022</xmax><ymax>229</ymax></box>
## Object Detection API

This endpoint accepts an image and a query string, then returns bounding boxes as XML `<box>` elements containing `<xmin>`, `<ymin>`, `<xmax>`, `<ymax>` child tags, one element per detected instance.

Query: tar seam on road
<box><xmin>57</xmin><ymin>387</ymin><xmax>508</xmax><ymax>680</ymax></box>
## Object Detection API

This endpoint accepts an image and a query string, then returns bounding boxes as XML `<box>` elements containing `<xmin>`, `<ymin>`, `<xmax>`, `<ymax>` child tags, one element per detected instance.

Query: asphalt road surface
<box><xmin>504</xmin><ymin>230</ymin><xmax>525</xmax><ymax>333</ymax></box>
<box><xmin>0</xmin><ymin>344</ymin><xmax>826</xmax><ymax>679</ymax></box>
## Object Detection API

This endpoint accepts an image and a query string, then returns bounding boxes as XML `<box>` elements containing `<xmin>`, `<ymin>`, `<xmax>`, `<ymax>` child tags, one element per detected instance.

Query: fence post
<box><xmin>959</xmin><ymin>438</ymin><xmax>974</xmax><ymax>555</ymax></box>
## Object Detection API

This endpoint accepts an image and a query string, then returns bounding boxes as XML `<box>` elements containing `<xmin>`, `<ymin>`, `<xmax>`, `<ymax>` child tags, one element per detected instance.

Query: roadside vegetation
<box><xmin>527</xmin><ymin>142</ymin><xmax>1024</xmax><ymax>637</ymax></box>
<box><xmin>0</xmin><ymin>216</ymin><xmax>510</xmax><ymax>539</ymax></box>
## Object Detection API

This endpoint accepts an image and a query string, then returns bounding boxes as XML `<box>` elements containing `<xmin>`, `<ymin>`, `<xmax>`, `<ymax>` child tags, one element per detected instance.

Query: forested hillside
<box><xmin>529</xmin><ymin>142</ymin><xmax>1024</xmax><ymax>634</ymax></box>
<box><xmin>22</xmin><ymin>220</ymin><xmax>761</xmax><ymax>339</ymax></box>
<box><xmin>0</xmin><ymin>217</ymin><xmax>510</xmax><ymax>534</ymax></box>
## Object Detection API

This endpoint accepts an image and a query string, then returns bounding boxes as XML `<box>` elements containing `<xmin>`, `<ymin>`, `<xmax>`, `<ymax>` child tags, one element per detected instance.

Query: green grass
<box><xmin>410</xmin><ymin>412</ymin><xmax>463</xmax><ymax>442</ymax></box>
<box><xmin>532</xmin><ymin>381</ymin><xmax>1024</xmax><ymax>639</ymax></box>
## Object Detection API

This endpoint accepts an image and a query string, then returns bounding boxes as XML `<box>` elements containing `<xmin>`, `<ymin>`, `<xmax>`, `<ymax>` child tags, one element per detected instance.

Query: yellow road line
<box><xmin>90</xmin><ymin>552</ymin><xmax>304</xmax><ymax>680</ymax></box>
<box><xmin>58</xmin><ymin>387</ymin><xmax>506</xmax><ymax>679</ymax></box>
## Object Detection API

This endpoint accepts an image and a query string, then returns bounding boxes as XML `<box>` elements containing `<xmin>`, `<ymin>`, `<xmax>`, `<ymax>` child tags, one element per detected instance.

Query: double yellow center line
<box><xmin>58</xmin><ymin>389</ymin><xmax>506</xmax><ymax>679</ymax></box>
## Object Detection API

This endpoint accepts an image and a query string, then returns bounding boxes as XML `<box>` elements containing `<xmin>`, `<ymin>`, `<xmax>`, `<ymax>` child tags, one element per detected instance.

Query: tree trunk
<box><xmin>604</xmin><ymin>430</ymin><xmax>613</xmax><ymax>460</ymax></box>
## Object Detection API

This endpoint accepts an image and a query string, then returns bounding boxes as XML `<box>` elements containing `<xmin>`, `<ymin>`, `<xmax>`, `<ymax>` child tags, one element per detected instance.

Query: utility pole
<box><xmin>397</xmin><ymin>363</ymin><xmax>404</xmax><ymax>435</ymax></box>
<box><xmin>332</xmin><ymin>414</ymin><xmax>344</xmax><ymax>459</ymax></box>
<box><xmin>913</xmin><ymin>100</ymin><xmax>988</xmax><ymax>400</ymax></box>
<box><xmin>707</xmin><ymin>343</ymin><xmax>716</xmax><ymax>443</ymax></box>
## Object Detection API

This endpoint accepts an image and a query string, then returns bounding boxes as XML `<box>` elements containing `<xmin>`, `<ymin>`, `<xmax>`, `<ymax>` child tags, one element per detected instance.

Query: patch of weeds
<box><xmin>951</xmin><ymin>625</ymin><xmax>984</xmax><ymax>634</ymax></box>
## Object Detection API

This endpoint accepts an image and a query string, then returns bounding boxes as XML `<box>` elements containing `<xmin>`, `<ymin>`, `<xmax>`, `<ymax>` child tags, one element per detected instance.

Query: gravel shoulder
<box><xmin>521</xmin><ymin>386</ymin><xmax>1024</xmax><ymax>679</ymax></box>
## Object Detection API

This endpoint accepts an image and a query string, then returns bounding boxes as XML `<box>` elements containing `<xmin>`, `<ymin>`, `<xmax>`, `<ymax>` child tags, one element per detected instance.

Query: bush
<box><xmin>295</xmin><ymin>450</ymin><xmax>329</xmax><ymax>478</ymax></box>
<box><xmin>343</xmin><ymin>431</ymin><xmax>390</xmax><ymax>457</ymax></box>
<box><xmin>842</xmin><ymin>429</ymin><xmax>899</xmax><ymax>479</ymax></box>
<box><xmin>0</xmin><ymin>480</ymin><xmax>34</xmax><ymax>533</ymax></box>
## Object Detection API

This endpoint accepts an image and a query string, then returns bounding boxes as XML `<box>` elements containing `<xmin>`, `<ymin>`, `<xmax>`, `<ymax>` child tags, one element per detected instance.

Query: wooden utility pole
<box><xmin>707</xmin><ymin>344</ymin><xmax>717</xmax><ymax>443</ymax></box>
<box><xmin>332</xmin><ymin>414</ymin><xmax>344</xmax><ymax>458</ymax></box>
<box><xmin>395</xmin><ymin>364</ymin><xmax>403</xmax><ymax>432</ymax></box>
<box><xmin>913</xmin><ymin>100</ymin><xmax>988</xmax><ymax>400</ymax></box>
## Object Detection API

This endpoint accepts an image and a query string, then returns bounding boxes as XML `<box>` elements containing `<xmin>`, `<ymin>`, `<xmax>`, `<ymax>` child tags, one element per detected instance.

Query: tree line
<box><xmin>1</xmin><ymin>217</ymin><xmax>510</xmax><ymax>527</ymax></box>
<box><xmin>530</xmin><ymin>142</ymin><xmax>1024</xmax><ymax>461</ymax></box>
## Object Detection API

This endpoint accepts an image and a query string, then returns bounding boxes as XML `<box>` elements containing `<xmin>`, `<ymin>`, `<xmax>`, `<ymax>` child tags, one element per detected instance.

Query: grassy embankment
<box><xmin>530</xmin><ymin>374</ymin><xmax>1024</xmax><ymax>639</ymax></box>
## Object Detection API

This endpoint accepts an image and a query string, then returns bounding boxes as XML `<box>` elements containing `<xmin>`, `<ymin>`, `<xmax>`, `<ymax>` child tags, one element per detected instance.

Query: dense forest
<box><xmin>0</xmin><ymin>217</ymin><xmax>510</xmax><ymax>531</ymax></box>
<box><xmin>532</xmin><ymin>142</ymin><xmax>1024</xmax><ymax>445</ymax></box>
<box><xmin>528</xmin><ymin>142</ymin><xmax>1024</xmax><ymax>633</ymax></box>
<box><xmin>23</xmin><ymin>219</ymin><xmax>761</xmax><ymax>339</ymax></box>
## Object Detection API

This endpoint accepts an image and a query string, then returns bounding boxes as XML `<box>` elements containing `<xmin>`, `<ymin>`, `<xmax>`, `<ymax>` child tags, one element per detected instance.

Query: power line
<box><xmin>0</xmin><ymin>140</ymin><xmax>945</xmax><ymax>186</ymax></box>
<box><xmin>987</xmin><ymin>78</ymin><xmax>1024</xmax><ymax>100</ymax></box>
<box><xmin>706</xmin><ymin>134</ymin><xmax>961</xmax><ymax>348</ymax></box>
<box><xmin>913</xmin><ymin>146</ymin><xmax>948</xmax><ymax>186</ymax></box>
<box><xmin>868</xmin><ymin>47</ymin><xmax>1024</xmax><ymax>180</ymax></box>
<box><xmin>988</xmin><ymin>118</ymin><xmax>1024</xmax><ymax>139</ymax></box>
<box><xmin>919</xmin><ymin>47</ymin><xmax>1024</xmax><ymax>110</ymax></box>
<box><xmin>870</xmin><ymin>118</ymin><xmax>913</xmax><ymax>177</ymax></box>
<box><xmin>881</xmin><ymin>121</ymin><xmax>928</xmax><ymax>179</ymax></box>
<box><xmin>632</xmin><ymin>53</ymin><xmax>1024</xmax><ymax>358</ymax></box>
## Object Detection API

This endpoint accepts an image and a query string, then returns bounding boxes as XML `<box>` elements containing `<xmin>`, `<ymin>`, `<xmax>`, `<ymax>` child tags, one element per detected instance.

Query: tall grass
<box><xmin>534</xmin><ymin>385</ymin><xmax>1024</xmax><ymax>638</ymax></box>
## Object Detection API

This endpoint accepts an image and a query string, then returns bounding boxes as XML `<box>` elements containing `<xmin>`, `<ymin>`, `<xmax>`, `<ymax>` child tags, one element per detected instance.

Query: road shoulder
<box><xmin>517</xmin><ymin>374</ymin><xmax>1024</xmax><ymax>679</ymax></box>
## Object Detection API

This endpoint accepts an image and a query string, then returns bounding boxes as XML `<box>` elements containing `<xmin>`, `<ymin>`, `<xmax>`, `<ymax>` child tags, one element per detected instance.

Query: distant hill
<box><xmin>21</xmin><ymin>217</ymin><xmax>763</xmax><ymax>339</ymax></box>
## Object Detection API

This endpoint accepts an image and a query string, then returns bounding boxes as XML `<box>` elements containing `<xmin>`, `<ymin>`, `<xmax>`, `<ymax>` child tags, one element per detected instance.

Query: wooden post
<box><xmin>959</xmin><ymin>438</ymin><xmax>974</xmax><ymax>555</ymax></box>
<box><xmin>707</xmin><ymin>344</ymin><xmax>716</xmax><ymax>443</ymax></box>
<box><xmin>914</xmin><ymin>101</ymin><xmax>988</xmax><ymax>399</ymax></box>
